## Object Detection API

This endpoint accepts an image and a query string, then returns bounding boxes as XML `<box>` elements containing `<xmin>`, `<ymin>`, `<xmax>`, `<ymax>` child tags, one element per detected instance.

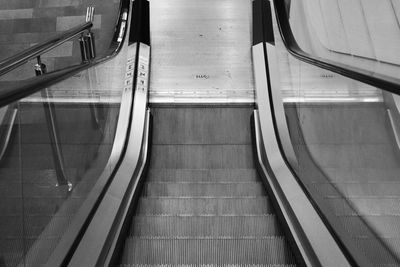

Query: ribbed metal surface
<box><xmin>143</xmin><ymin>182</ymin><xmax>266</xmax><ymax>197</ymax></box>
<box><xmin>136</xmin><ymin>197</ymin><xmax>274</xmax><ymax>215</ymax></box>
<box><xmin>147</xmin><ymin>169</ymin><xmax>259</xmax><ymax>182</ymax></box>
<box><xmin>121</xmin><ymin>265</ymin><xmax>297</xmax><ymax>267</ymax></box>
<box><xmin>122</xmin><ymin>237</ymin><xmax>296</xmax><ymax>265</ymax></box>
<box><xmin>119</xmin><ymin>107</ymin><xmax>297</xmax><ymax>265</ymax></box>
<box><xmin>130</xmin><ymin>215</ymin><xmax>282</xmax><ymax>237</ymax></box>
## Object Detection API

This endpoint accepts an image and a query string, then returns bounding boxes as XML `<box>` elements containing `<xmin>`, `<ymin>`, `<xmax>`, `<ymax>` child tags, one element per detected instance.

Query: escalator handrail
<box><xmin>0</xmin><ymin>21</ymin><xmax>93</xmax><ymax>76</ymax></box>
<box><xmin>266</xmin><ymin>1</ymin><xmax>400</xmax><ymax>265</ymax></box>
<box><xmin>272</xmin><ymin>0</ymin><xmax>400</xmax><ymax>95</ymax></box>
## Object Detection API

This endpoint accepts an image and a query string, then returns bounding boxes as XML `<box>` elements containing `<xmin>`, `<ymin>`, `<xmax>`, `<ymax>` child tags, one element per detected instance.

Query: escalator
<box><xmin>0</xmin><ymin>0</ymin><xmax>400</xmax><ymax>265</ymax></box>
<box><xmin>118</xmin><ymin>106</ymin><xmax>297</xmax><ymax>265</ymax></box>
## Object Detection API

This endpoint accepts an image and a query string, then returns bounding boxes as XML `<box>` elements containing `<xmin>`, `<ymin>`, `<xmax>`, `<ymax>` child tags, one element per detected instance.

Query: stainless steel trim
<box><xmin>67</xmin><ymin>42</ymin><xmax>150</xmax><ymax>267</ymax></box>
<box><xmin>45</xmin><ymin>42</ymin><xmax>138</xmax><ymax>267</ymax></box>
<box><xmin>252</xmin><ymin>42</ymin><xmax>351</xmax><ymax>267</ymax></box>
<box><xmin>103</xmin><ymin>108</ymin><xmax>151</xmax><ymax>266</ymax></box>
<box><xmin>262</xmin><ymin>41</ymin><xmax>297</xmax><ymax>168</ymax></box>
<box><xmin>252</xmin><ymin>110</ymin><xmax>314</xmax><ymax>266</ymax></box>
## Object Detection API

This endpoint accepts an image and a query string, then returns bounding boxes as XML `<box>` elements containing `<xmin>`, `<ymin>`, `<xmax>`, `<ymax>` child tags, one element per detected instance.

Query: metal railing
<box><xmin>0</xmin><ymin>21</ymin><xmax>93</xmax><ymax>76</ymax></box>
<box><xmin>0</xmin><ymin>7</ymin><xmax>100</xmax><ymax>190</ymax></box>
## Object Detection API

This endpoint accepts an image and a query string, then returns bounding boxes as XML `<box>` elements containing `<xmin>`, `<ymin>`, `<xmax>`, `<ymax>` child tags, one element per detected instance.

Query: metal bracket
<box><xmin>80</xmin><ymin>7</ymin><xmax>96</xmax><ymax>62</ymax></box>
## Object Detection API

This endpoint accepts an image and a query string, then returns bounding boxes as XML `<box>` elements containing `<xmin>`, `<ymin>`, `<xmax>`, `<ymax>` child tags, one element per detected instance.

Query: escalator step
<box><xmin>130</xmin><ymin>215</ymin><xmax>282</xmax><ymax>237</ymax></box>
<box><xmin>117</xmin><ymin>107</ymin><xmax>300</xmax><ymax>265</ymax></box>
<box><xmin>150</xmin><ymin>145</ymin><xmax>254</xmax><ymax>169</ymax></box>
<box><xmin>136</xmin><ymin>197</ymin><xmax>273</xmax><ymax>215</ymax></box>
<box><xmin>151</xmin><ymin>107</ymin><xmax>253</xmax><ymax>145</ymax></box>
<box><xmin>120</xmin><ymin>265</ymin><xmax>297</xmax><ymax>267</ymax></box>
<box><xmin>121</xmin><ymin>237</ymin><xmax>296</xmax><ymax>265</ymax></box>
<box><xmin>143</xmin><ymin>182</ymin><xmax>266</xmax><ymax>197</ymax></box>
<box><xmin>147</xmin><ymin>169</ymin><xmax>259</xmax><ymax>182</ymax></box>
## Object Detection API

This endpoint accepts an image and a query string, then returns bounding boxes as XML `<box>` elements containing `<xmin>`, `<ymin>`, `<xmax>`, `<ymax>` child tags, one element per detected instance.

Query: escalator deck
<box><xmin>119</xmin><ymin>106</ymin><xmax>298</xmax><ymax>266</ymax></box>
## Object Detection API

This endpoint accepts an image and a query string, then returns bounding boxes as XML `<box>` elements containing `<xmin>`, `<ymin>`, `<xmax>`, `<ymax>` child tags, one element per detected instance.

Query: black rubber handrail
<box><xmin>273</xmin><ymin>0</ymin><xmax>400</xmax><ymax>95</ymax></box>
<box><xmin>0</xmin><ymin>21</ymin><xmax>93</xmax><ymax>76</ymax></box>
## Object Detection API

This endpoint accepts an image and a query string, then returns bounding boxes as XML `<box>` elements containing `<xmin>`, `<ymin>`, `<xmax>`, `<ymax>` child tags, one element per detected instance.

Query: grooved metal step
<box><xmin>136</xmin><ymin>197</ymin><xmax>273</xmax><ymax>215</ymax></box>
<box><xmin>143</xmin><ymin>182</ymin><xmax>266</xmax><ymax>197</ymax></box>
<box><xmin>120</xmin><ymin>265</ymin><xmax>297</xmax><ymax>267</ymax></box>
<box><xmin>130</xmin><ymin>215</ymin><xmax>282</xmax><ymax>237</ymax></box>
<box><xmin>119</xmin><ymin>108</ymin><xmax>297</xmax><ymax>265</ymax></box>
<box><xmin>151</xmin><ymin>107</ymin><xmax>253</xmax><ymax>145</ymax></box>
<box><xmin>150</xmin><ymin>144</ymin><xmax>254</xmax><ymax>169</ymax></box>
<box><xmin>121</xmin><ymin>237</ymin><xmax>296</xmax><ymax>265</ymax></box>
<box><xmin>147</xmin><ymin>169</ymin><xmax>259</xmax><ymax>182</ymax></box>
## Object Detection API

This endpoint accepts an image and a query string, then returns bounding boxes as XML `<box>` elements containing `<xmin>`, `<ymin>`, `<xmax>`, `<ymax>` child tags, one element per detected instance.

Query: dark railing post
<box><xmin>35</xmin><ymin>56</ymin><xmax>72</xmax><ymax>191</ymax></box>
<box><xmin>79</xmin><ymin>7</ymin><xmax>96</xmax><ymax>63</ymax></box>
<box><xmin>79</xmin><ymin>33</ymin><xmax>90</xmax><ymax>63</ymax></box>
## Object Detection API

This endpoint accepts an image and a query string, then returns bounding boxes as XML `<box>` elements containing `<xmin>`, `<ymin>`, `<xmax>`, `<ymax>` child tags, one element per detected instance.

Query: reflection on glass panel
<box><xmin>0</xmin><ymin>1</ymin><xmax>120</xmax><ymax>63</ymax></box>
<box><xmin>0</xmin><ymin>0</ymin><xmax>129</xmax><ymax>264</ymax></box>
<box><xmin>284</xmin><ymin>92</ymin><xmax>400</xmax><ymax>265</ymax></box>
<box><xmin>0</xmin><ymin>104</ymin><xmax>22</xmax><ymax>267</ymax></box>
<box><xmin>0</xmin><ymin>43</ymin><xmax>127</xmax><ymax>265</ymax></box>
<box><xmin>285</xmin><ymin>100</ymin><xmax>400</xmax><ymax>264</ymax></box>
<box><xmin>0</xmin><ymin>1</ymin><xmax>121</xmax><ymax>86</ymax></box>
<box><xmin>272</xmin><ymin>4</ymin><xmax>400</xmax><ymax>264</ymax></box>
<box><xmin>282</xmin><ymin>0</ymin><xmax>400</xmax><ymax>83</ymax></box>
